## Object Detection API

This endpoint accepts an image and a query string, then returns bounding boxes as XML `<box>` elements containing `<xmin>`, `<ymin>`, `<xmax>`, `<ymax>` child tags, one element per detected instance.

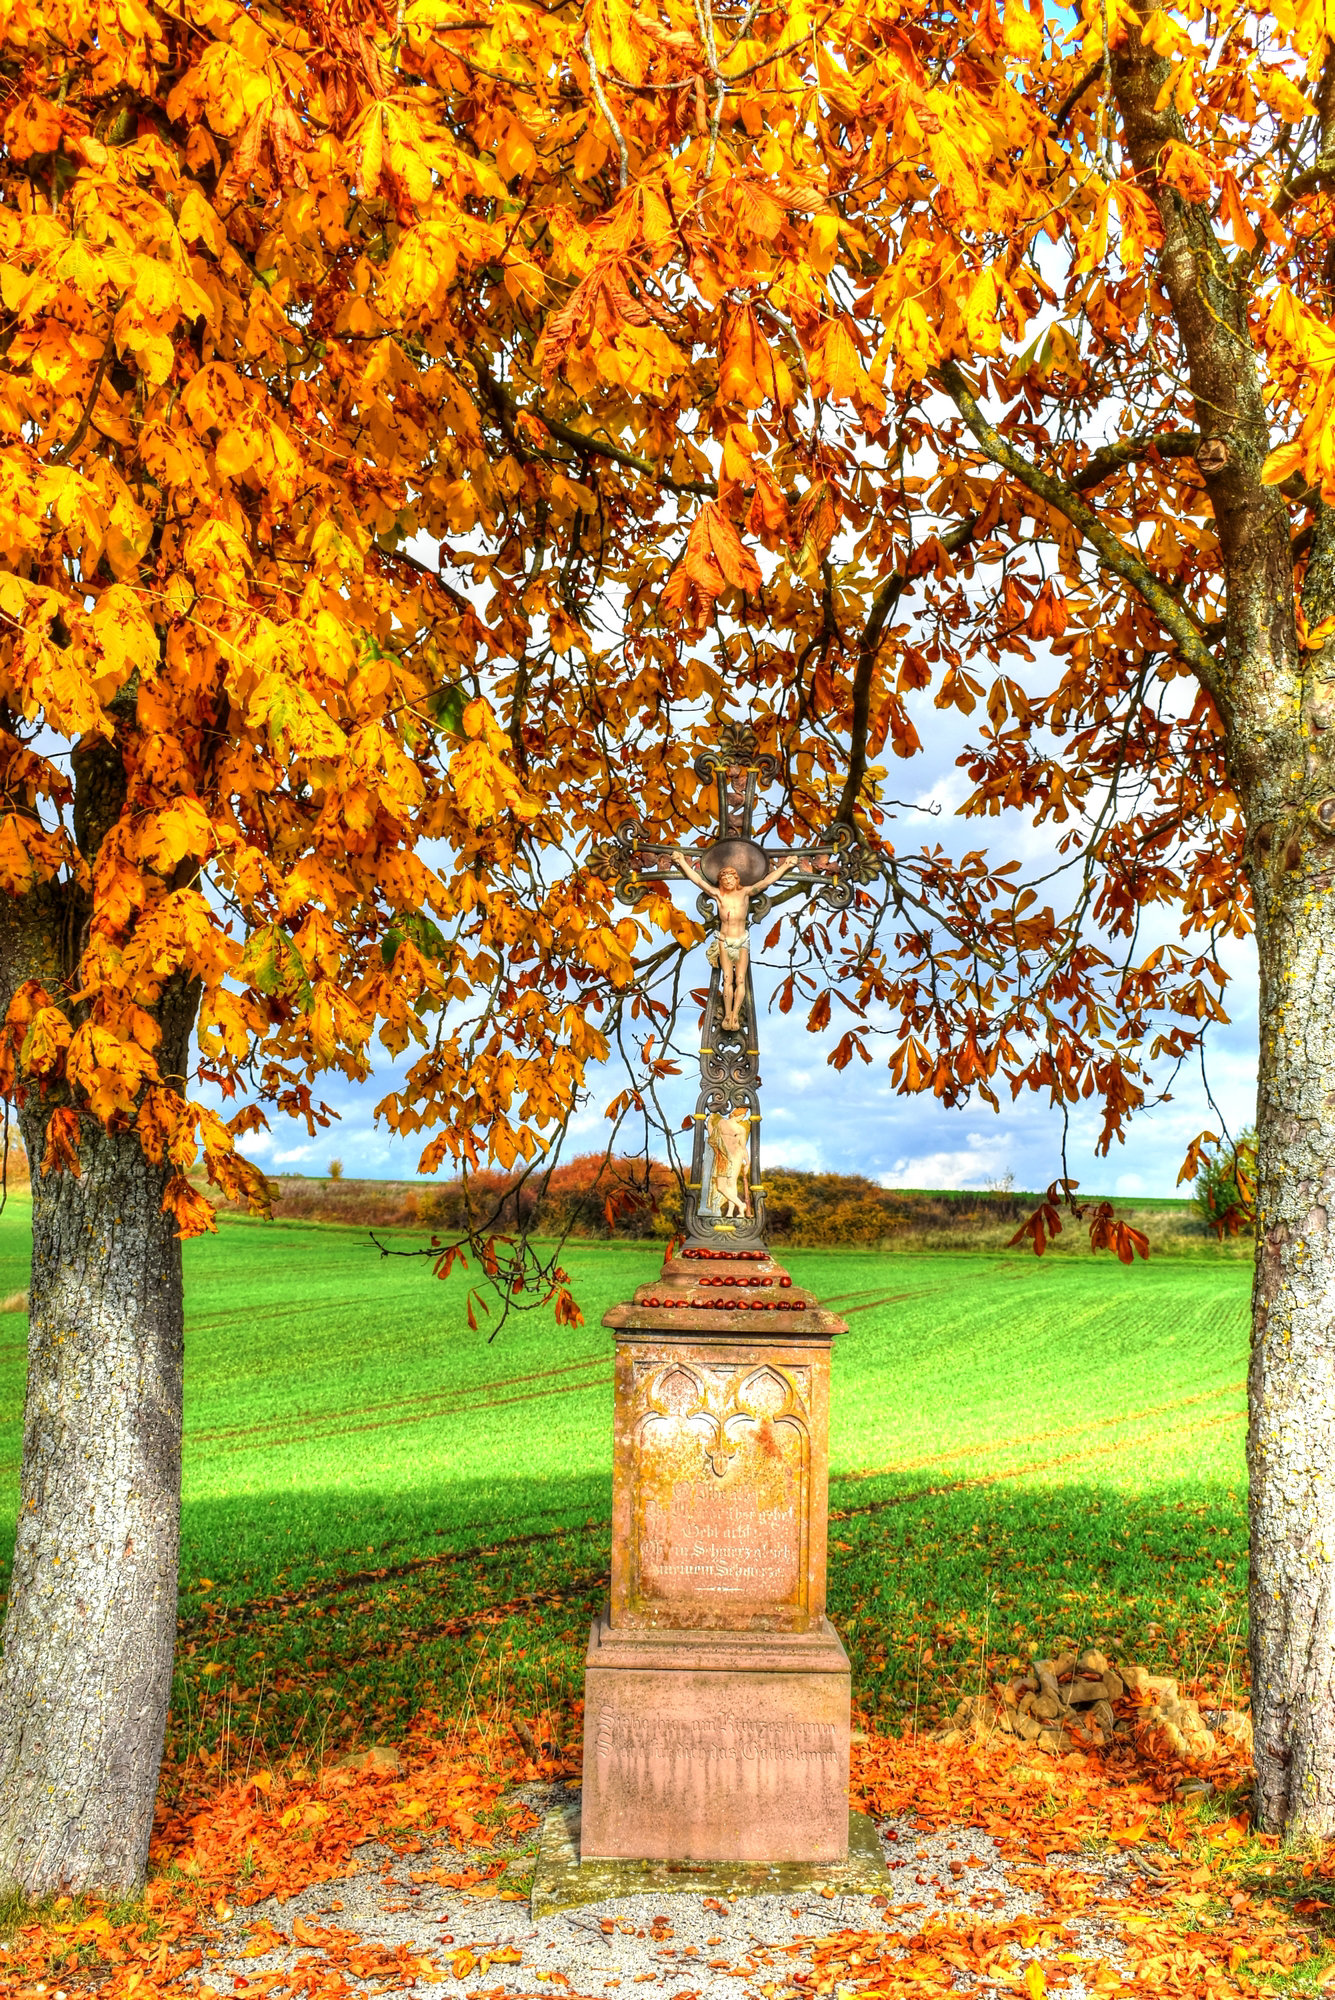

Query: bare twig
<box><xmin>836</xmin><ymin>516</ymin><xmax>977</xmax><ymax>825</ymax></box>
<box><xmin>471</xmin><ymin>353</ymin><xmax>717</xmax><ymax>496</ymax></box>
<box><xmin>936</xmin><ymin>359</ymin><xmax>1223</xmax><ymax>700</ymax></box>
<box><xmin>583</xmin><ymin>30</ymin><xmax>629</xmax><ymax>191</ymax></box>
<box><xmin>1051</xmin><ymin>58</ymin><xmax>1103</xmax><ymax>131</ymax></box>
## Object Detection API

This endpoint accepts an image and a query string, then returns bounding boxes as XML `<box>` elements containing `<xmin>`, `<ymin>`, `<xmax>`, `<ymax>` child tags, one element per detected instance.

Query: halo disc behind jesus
<box><xmin>699</xmin><ymin>835</ymin><xmax>768</xmax><ymax>886</ymax></box>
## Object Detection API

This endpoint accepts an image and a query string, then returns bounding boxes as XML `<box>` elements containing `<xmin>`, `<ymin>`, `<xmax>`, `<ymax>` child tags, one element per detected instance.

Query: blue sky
<box><xmin>236</xmin><ymin>937</ymin><xmax>1258</xmax><ymax>1198</ymax></box>
<box><xmin>234</xmin><ymin>709</ymin><xmax>1259</xmax><ymax>1200</ymax></box>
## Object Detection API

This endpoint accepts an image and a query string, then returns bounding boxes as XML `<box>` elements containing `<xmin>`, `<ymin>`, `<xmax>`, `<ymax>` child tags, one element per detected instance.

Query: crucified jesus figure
<box><xmin>671</xmin><ymin>849</ymin><xmax>804</xmax><ymax>1030</ymax></box>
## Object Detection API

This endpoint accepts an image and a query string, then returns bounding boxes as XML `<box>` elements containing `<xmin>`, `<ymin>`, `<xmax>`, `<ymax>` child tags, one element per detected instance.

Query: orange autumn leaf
<box><xmin>41</xmin><ymin>1105</ymin><xmax>82</xmax><ymax>1178</ymax></box>
<box><xmin>1158</xmin><ymin>140</ymin><xmax>1214</xmax><ymax>203</ymax></box>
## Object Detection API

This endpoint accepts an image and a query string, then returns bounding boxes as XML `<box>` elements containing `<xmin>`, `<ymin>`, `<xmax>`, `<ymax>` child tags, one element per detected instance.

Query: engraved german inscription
<box><xmin>638</xmin><ymin>1472</ymin><xmax>801</xmax><ymax>1603</ymax></box>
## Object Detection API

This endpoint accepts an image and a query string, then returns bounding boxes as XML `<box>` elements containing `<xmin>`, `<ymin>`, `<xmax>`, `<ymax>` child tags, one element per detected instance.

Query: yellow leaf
<box><xmin>178</xmin><ymin>184</ymin><xmax>227</xmax><ymax>255</ymax></box>
<box><xmin>818</xmin><ymin>319</ymin><xmax>865</xmax><ymax>399</ymax></box>
<box><xmin>606</xmin><ymin>0</ymin><xmax>649</xmax><ymax>83</ymax></box>
<box><xmin>1140</xmin><ymin>8</ymin><xmax>1192</xmax><ymax>54</ymax></box>
<box><xmin>1262</xmin><ymin>439</ymin><xmax>1306</xmax><ymax>486</ymax></box>
<box><xmin>216</xmin><ymin>425</ymin><xmax>257</xmax><ymax>477</ymax></box>
<box><xmin>1003</xmin><ymin>0</ymin><xmax>1043</xmax><ymax>59</ymax></box>
<box><xmin>92</xmin><ymin>583</ymin><xmax>160</xmax><ymax>685</ymax></box>
<box><xmin>182</xmin><ymin>360</ymin><xmax>247</xmax><ymax>432</ymax></box>
<box><xmin>135</xmin><ymin>799</ymin><xmax>214</xmax><ymax>873</ymax></box>
<box><xmin>495</xmin><ymin>118</ymin><xmax>537</xmax><ymax>180</ymax></box>
<box><xmin>362</xmin><ymin>104</ymin><xmax>384</xmax><ymax>193</ymax></box>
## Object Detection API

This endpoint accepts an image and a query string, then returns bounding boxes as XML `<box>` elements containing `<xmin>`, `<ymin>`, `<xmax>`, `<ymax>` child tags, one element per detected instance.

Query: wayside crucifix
<box><xmin>592</xmin><ymin>723</ymin><xmax>881</xmax><ymax>1252</ymax></box>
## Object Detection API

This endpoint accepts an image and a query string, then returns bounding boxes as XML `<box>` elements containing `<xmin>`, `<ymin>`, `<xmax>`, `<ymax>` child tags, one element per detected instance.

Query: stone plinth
<box><xmin>580</xmin><ymin>1246</ymin><xmax>861</xmax><ymax>1871</ymax></box>
<box><xmin>580</xmin><ymin>1612</ymin><xmax>850</xmax><ymax>1863</ymax></box>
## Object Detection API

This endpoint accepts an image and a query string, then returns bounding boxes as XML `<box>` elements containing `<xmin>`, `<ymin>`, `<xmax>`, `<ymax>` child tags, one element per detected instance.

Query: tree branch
<box><xmin>1070</xmin><ymin>427</ymin><xmax>1199</xmax><ymax>491</ymax></box>
<box><xmin>471</xmin><ymin>356</ymin><xmax>717</xmax><ymax>498</ymax></box>
<box><xmin>1264</xmin><ymin>44</ymin><xmax>1335</xmax><ymax>235</ymax></box>
<box><xmin>1051</xmin><ymin>58</ymin><xmax>1103</xmax><ymax>131</ymax></box>
<box><xmin>1268</xmin><ymin>152</ymin><xmax>1335</xmax><ymax>231</ymax></box>
<box><xmin>836</xmin><ymin>516</ymin><xmax>977</xmax><ymax>825</ymax></box>
<box><xmin>935</xmin><ymin>360</ymin><xmax>1223</xmax><ymax>700</ymax></box>
<box><xmin>1106</xmin><ymin>0</ymin><xmax>1294</xmax><ymax>728</ymax></box>
<box><xmin>379</xmin><ymin>543</ymin><xmax>487</xmax><ymax>624</ymax></box>
<box><xmin>583</xmin><ymin>29</ymin><xmax>630</xmax><ymax>192</ymax></box>
<box><xmin>48</xmin><ymin>332</ymin><xmax>115</xmax><ymax>467</ymax></box>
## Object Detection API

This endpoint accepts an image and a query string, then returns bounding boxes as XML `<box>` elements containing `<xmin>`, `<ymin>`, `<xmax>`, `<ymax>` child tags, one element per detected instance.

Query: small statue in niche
<box><xmin>670</xmin><ymin>850</ymin><xmax>803</xmax><ymax>1030</ymax></box>
<box><xmin>705</xmin><ymin>1108</ymin><xmax>751</xmax><ymax>1219</ymax></box>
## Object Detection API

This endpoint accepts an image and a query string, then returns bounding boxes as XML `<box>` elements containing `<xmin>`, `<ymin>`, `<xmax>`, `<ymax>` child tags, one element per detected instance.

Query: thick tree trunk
<box><xmin>1245</xmin><ymin>509</ymin><xmax>1335</xmax><ymax>1837</ymax></box>
<box><xmin>1247</xmin><ymin>854</ymin><xmax>1335</xmax><ymax>1836</ymax></box>
<box><xmin>1109</xmin><ymin>4</ymin><xmax>1335</xmax><ymax>1835</ymax></box>
<box><xmin>0</xmin><ymin>946</ymin><xmax>197</xmax><ymax>1898</ymax></box>
<box><xmin>0</xmin><ymin>1108</ymin><xmax>185</xmax><ymax>1896</ymax></box>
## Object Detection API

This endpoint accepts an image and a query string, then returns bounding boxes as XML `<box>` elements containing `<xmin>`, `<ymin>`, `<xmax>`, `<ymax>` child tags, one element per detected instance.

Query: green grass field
<box><xmin>0</xmin><ymin>1198</ymin><xmax>1253</xmax><ymax>1773</ymax></box>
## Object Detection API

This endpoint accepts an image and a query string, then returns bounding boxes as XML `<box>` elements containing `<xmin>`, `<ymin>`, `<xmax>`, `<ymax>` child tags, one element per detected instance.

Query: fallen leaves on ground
<box><xmin>838</xmin><ymin>1727</ymin><xmax>1321</xmax><ymax>1995</ymax></box>
<box><xmin>0</xmin><ymin>1712</ymin><xmax>546</xmax><ymax>2000</ymax></box>
<box><xmin>153</xmin><ymin>1727</ymin><xmax>539</xmax><ymax>1912</ymax></box>
<box><xmin>1</xmin><ymin>1713</ymin><xmax>1329</xmax><ymax>2000</ymax></box>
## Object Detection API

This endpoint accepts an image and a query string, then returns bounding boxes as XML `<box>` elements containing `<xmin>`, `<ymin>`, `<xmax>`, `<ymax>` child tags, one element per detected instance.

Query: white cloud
<box><xmin>878</xmin><ymin>1138</ymin><xmax>1009</xmax><ymax>1190</ymax></box>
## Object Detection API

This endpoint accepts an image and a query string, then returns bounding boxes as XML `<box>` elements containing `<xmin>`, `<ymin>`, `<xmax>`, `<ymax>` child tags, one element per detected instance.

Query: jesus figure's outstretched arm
<box><xmin>671</xmin><ymin>849</ymin><xmax>712</xmax><ymax>892</ymax></box>
<box><xmin>754</xmin><ymin>854</ymin><xmax>801</xmax><ymax>892</ymax></box>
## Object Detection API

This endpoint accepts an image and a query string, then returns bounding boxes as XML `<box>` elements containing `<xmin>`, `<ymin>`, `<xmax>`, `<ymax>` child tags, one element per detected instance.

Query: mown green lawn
<box><xmin>0</xmin><ymin>1198</ymin><xmax>1252</xmax><ymax>1770</ymax></box>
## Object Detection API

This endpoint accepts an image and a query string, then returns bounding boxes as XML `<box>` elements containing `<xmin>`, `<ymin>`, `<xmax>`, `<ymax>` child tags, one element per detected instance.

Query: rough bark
<box><xmin>0</xmin><ymin>1096</ymin><xmax>188</xmax><ymax>1896</ymax></box>
<box><xmin>1109</xmin><ymin>5</ymin><xmax>1335</xmax><ymax>1835</ymax></box>
<box><xmin>1246</xmin><ymin>825</ymin><xmax>1335</xmax><ymax>1836</ymax></box>
<box><xmin>1242</xmin><ymin>507</ymin><xmax>1335</xmax><ymax>1836</ymax></box>
<box><xmin>0</xmin><ymin>758</ymin><xmax>198</xmax><ymax>1893</ymax></box>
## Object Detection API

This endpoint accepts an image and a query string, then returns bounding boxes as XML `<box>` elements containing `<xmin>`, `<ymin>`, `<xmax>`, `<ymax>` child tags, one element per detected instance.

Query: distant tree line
<box><xmin>264</xmin><ymin>1154</ymin><xmax>1036</xmax><ymax>1245</ymax></box>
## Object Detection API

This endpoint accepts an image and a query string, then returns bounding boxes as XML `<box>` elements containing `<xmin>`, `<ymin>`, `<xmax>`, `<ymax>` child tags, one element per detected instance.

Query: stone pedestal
<box><xmin>580</xmin><ymin>1245</ymin><xmax>853</xmax><ymax>1868</ymax></box>
<box><xmin>580</xmin><ymin>1613</ymin><xmax>850</xmax><ymax>1862</ymax></box>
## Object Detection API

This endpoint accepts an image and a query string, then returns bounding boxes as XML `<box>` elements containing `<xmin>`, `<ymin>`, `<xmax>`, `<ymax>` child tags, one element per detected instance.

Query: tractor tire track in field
<box><xmin>182</xmin><ymin>1384</ymin><xmax>1246</xmax><ymax>1646</ymax></box>
<box><xmin>177</xmin><ymin>1287</ymin><xmax>942</xmax><ymax>1466</ymax></box>
<box><xmin>818</xmin><ymin>1286</ymin><xmax>942</xmax><ymax>1308</ymax></box>
<box><xmin>833</xmin><ymin>1378</ymin><xmax>1246</xmax><ymax>1489</ymax></box>
<box><xmin>838</xmin><ymin>1289</ymin><xmax>942</xmax><ymax>1316</ymax></box>
<box><xmin>184</xmin><ymin>1355</ymin><xmax>615</xmax><ymax>1459</ymax></box>
<box><xmin>829</xmin><ymin>1404</ymin><xmax>1244</xmax><ymax>1525</ymax></box>
<box><xmin>178</xmin><ymin>1521</ymin><xmax>615</xmax><ymax>1638</ymax></box>
<box><xmin>294</xmin><ymin>1572</ymin><xmax>610</xmax><ymax>1671</ymax></box>
<box><xmin>0</xmin><ymin>1359</ymin><xmax>618</xmax><ymax>1482</ymax></box>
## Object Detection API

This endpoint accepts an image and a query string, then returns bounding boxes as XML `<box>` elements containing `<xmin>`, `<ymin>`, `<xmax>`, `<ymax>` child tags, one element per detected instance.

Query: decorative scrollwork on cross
<box><xmin>591</xmin><ymin>725</ymin><xmax>884</xmax><ymax>1248</ymax></box>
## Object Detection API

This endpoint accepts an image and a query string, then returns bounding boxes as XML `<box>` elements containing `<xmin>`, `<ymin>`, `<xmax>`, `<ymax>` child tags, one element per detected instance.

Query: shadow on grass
<box><xmin>163</xmin><ymin>1472</ymin><xmax>1249</xmax><ymax>1775</ymax></box>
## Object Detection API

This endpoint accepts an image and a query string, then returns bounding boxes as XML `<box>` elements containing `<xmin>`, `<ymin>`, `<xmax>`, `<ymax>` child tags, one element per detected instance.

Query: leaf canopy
<box><xmin>0</xmin><ymin>0</ymin><xmax>1326</xmax><ymax>1241</ymax></box>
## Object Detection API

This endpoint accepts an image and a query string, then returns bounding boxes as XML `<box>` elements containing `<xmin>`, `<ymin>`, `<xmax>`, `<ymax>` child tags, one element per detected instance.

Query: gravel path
<box><xmin>198</xmin><ymin>1782</ymin><xmax>1131</xmax><ymax>1999</ymax></box>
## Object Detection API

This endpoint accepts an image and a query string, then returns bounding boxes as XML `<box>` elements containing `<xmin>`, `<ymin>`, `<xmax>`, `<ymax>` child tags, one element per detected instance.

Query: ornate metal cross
<box><xmin>591</xmin><ymin>723</ymin><xmax>880</xmax><ymax>1250</ymax></box>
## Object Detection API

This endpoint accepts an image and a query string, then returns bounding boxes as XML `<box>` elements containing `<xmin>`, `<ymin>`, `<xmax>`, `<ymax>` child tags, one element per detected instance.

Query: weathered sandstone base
<box><xmin>579</xmin><ymin>1612</ymin><xmax>851</xmax><ymax>1864</ymax></box>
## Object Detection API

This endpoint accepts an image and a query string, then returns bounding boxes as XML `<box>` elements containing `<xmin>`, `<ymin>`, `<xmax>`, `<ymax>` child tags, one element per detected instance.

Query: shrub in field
<box><xmin>1194</xmin><ymin>1130</ymin><xmax>1258</xmax><ymax>1240</ymax></box>
<box><xmin>413</xmin><ymin>1154</ymin><xmax>679</xmax><ymax>1240</ymax></box>
<box><xmin>762</xmin><ymin>1173</ymin><xmax>1032</xmax><ymax>1246</ymax></box>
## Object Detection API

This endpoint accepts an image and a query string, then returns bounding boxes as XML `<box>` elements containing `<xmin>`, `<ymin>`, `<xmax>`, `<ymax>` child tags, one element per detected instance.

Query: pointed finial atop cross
<box><xmin>591</xmin><ymin>725</ymin><xmax>881</xmax><ymax>1249</ymax></box>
